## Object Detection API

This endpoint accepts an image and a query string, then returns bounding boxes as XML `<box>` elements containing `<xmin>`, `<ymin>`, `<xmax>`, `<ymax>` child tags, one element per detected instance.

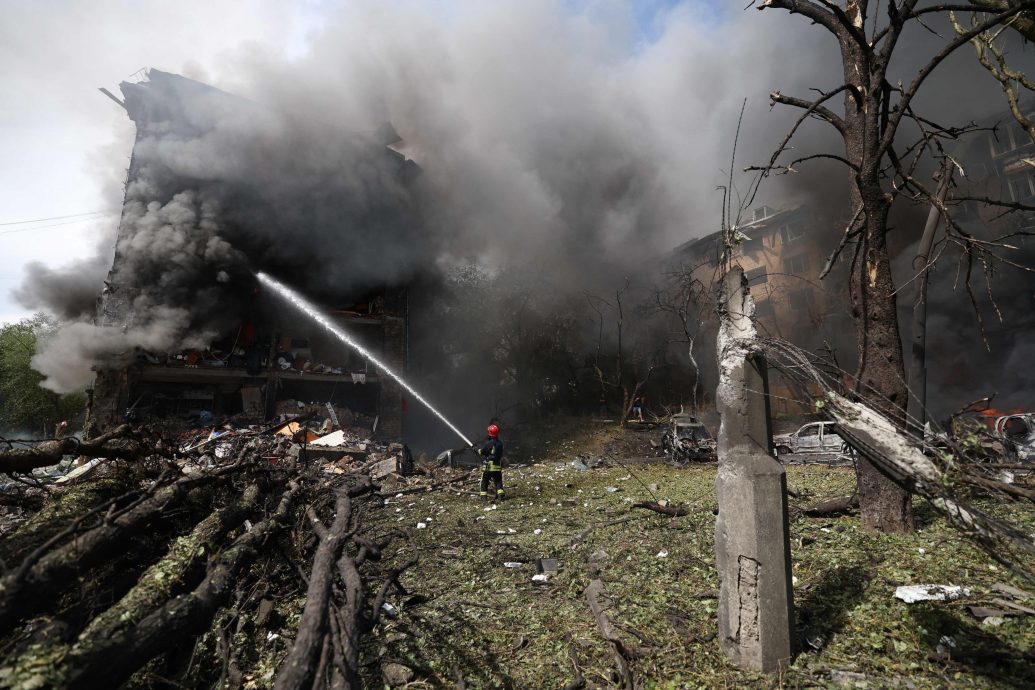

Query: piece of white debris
<box><xmin>267</xmin><ymin>632</ymin><xmax>279</xmax><ymax>642</ymax></box>
<box><xmin>504</xmin><ymin>562</ymin><xmax>523</xmax><ymax>568</ymax></box>
<box><xmin>918</xmin><ymin>548</ymin><xmax>926</xmax><ymax>555</ymax></box>
<box><xmin>605</xmin><ymin>486</ymin><xmax>619</xmax><ymax>493</ymax></box>
<box><xmin>244</xmin><ymin>520</ymin><xmax>253</xmax><ymax>532</ymax></box>
<box><xmin>657</xmin><ymin>549</ymin><xmax>669</xmax><ymax>558</ymax></box>
<box><xmin>894</xmin><ymin>585</ymin><xmax>971</xmax><ymax>603</ymax></box>
<box><xmin>534</xmin><ymin>528</ymin><xmax>542</xmax><ymax>535</ymax></box>
<box><xmin>531</xmin><ymin>574</ymin><xmax>549</xmax><ymax>583</ymax></box>
<box><xmin>483</xmin><ymin>505</ymin><xmax>498</xmax><ymax>512</ymax></box>
<box><xmin>416</xmin><ymin>522</ymin><xmax>427</xmax><ymax>529</ymax></box>
<box><xmin>508</xmin><ymin>528</ymin><xmax>517</xmax><ymax>534</ymax></box>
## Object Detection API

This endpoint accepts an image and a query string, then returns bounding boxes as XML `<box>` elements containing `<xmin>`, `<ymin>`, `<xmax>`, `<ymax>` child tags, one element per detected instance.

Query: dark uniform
<box><xmin>478</xmin><ymin>436</ymin><xmax>505</xmax><ymax>500</ymax></box>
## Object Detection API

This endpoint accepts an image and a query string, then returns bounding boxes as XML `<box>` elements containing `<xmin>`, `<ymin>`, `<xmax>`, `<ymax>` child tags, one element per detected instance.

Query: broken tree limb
<box><xmin>0</xmin><ymin>471</ymin><xmax>225</xmax><ymax>635</ymax></box>
<box><xmin>274</xmin><ymin>490</ymin><xmax>353</xmax><ymax>690</ymax></box>
<box><xmin>584</xmin><ymin>579</ymin><xmax>634</xmax><ymax>689</ymax></box>
<box><xmin>802</xmin><ymin>494</ymin><xmax>859</xmax><ymax>517</ymax></box>
<box><xmin>631</xmin><ymin>501</ymin><xmax>690</xmax><ymax>517</ymax></box>
<box><xmin>62</xmin><ymin>481</ymin><xmax>302</xmax><ymax>690</ymax></box>
<box><xmin>0</xmin><ymin>424</ymin><xmax>161</xmax><ymax>475</ymax></box>
<box><xmin>760</xmin><ymin>337</ymin><xmax>1035</xmax><ymax>580</ymax></box>
<box><xmin>567</xmin><ymin>515</ymin><xmax>639</xmax><ymax>551</ymax></box>
<box><xmin>335</xmin><ymin>554</ymin><xmax>366</xmax><ymax>688</ymax></box>
<box><xmin>77</xmin><ymin>482</ymin><xmax>265</xmax><ymax>642</ymax></box>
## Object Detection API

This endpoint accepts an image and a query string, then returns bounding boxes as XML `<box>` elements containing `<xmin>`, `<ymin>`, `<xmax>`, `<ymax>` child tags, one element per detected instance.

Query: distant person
<box><xmin>478</xmin><ymin>424</ymin><xmax>505</xmax><ymax>501</ymax></box>
<box><xmin>631</xmin><ymin>396</ymin><xmax>645</xmax><ymax>422</ymax></box>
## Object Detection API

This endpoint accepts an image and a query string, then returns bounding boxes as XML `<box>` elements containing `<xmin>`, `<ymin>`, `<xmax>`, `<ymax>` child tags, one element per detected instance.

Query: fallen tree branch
<box><xmin>631</xmin><ymin>501</ymin><xmax>690</xmax><ymax>517</ymax></box>
<box><xmin>0</xmin><ymin>424</ymin><xmax>163</xmax><ymax>475</ymax></box>
<box><xmin>0</xmin><ymin>471</ymin><xmax>225</xmax><ymax>635</ymax></box>
<box><xmin>274</xmin><ymin>489</ymin><xmax>353</xmax><ymax>690</ymax></box>
<box><xmin>78</xmin><ymin>482</ymin><xmax>265</xmax><ymax>642</ymax></box>
<box><xmin>567</xmin><ymin>515</ymin><xmax>638</xmax><ymax>550</ymax></box>
<box><xmin>61</xmin><ymin>481</ymin><xmax>302</xmax><ymax>690</ymax></box>
<box><xmin>585</xmin><ymin>579</ymin><xmax>634</xmax><ymax>689</ymax></box>
<box><xmin>802</xmin><ymin>494</ymin><xmax>859</xmax><ymax>517</ymax></box>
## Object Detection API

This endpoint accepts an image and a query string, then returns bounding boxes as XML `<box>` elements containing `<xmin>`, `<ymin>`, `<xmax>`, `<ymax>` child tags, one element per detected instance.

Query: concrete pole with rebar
<box><xmin>714</xmin><ymin>266</ymin><xmax>795</xmax><ymax>672</ymax></box>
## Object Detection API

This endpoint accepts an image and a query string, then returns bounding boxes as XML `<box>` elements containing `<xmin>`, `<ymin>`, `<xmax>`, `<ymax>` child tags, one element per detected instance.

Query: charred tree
<box><xmin>755</xmin><ymin>0</ymin><xmax>1035</xmax><ymax>533</ymax></box>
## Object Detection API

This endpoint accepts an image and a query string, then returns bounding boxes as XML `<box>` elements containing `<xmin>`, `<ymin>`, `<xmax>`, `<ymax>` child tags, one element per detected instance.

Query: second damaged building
<box><xmin>89</xmin><ymin>70</ymin><xmax>422</xmax><ymax>440</ymax></box>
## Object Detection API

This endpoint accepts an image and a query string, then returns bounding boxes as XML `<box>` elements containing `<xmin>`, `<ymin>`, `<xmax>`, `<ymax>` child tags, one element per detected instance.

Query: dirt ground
<box><xmin>353</xmin><ymin>422</ymin><xmax>1035</xmax><ymax>689</ymax></box>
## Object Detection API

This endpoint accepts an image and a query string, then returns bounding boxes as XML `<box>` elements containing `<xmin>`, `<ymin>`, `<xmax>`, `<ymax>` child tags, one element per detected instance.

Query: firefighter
<box><xmin>478</xmin><ymin>424</ymin><xmax>505</xmax><ymax>501</ymax></box>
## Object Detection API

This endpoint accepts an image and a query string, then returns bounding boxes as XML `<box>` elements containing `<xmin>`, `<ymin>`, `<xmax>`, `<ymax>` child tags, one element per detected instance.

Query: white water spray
<box><xmin>256</xmin><ymin>272</ymin><xmax>474</xmax><ymax>447</ymax></box>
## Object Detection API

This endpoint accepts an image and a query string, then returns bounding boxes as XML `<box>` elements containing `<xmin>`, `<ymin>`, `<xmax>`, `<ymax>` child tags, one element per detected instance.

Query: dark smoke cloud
<box><xmin>13</xmin><ymin>254</ymin><xmax>111</xmax><ymax>321</ymax></box>
<box><xmin>18</xmin><ymin>0</ymin><xmax>1032</xmax><ymax>418</ymax></box>
<box><xmin>19</xmin><ymin>1</ymin><xmax>840</xmax><ymax>393</ymax></box>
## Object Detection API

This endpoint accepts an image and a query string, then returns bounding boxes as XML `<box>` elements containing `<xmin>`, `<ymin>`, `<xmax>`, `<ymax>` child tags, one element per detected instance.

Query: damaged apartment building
<box><xmin>668</xmin><ymin>203</ymin><xmax>853</xmax><ymax>416</ymax></box>
<box><xmin>89</xmin><ymin>70</ymin><xmax>419</xmax><ymax>439</ymax></box>
<box><xmin>667</xmin><ymin>103</ymin><xmax>1035</xmax><ymax>419</ymax></box>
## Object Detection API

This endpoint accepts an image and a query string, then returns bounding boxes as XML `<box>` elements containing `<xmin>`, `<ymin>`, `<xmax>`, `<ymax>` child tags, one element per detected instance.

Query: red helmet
<box><xmin>487</xmin><ymin>424</ymin><xmax>499</xmax><ymax>438</ymax></box>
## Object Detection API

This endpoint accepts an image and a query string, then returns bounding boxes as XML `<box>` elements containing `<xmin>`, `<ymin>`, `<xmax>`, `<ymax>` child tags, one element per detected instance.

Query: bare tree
<box><xmin>753</xmin><ymin>0</ymin><xmax>1035</xmax><ymax>533</ymax></box>
<box><xmin>586</xmin><ymin>281</ymin><xmax>662</xmax><ymax>427</ymax></box>
<box><xmin>652</xmin><ymin>263</ymin><xmax>711</xmax><ymax>416</ymax></box>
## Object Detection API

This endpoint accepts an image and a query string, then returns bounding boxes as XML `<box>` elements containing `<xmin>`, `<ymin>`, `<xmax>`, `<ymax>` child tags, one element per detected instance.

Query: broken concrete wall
<box><xmin>714</xmin><ymin>265</ymin><xmax>794</xmax><ymax>673</ymax></box>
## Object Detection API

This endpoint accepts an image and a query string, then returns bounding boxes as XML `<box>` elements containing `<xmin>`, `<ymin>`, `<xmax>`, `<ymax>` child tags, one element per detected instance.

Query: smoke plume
<box><xmin>14</xmin><ymin>1</ymin><xmax>1035</xmax><ymax>424</ymax></box>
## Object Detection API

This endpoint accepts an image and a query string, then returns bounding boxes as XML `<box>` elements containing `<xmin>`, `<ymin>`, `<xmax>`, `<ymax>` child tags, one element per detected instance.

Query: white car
<box><xmin>773</xmin><ymin>421</ymin><xmax>845</xmax><ymax>456</ymax></box>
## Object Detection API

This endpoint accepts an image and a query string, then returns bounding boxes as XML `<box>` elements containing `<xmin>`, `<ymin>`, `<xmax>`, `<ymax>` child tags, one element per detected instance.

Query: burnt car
<box><xmin>996</xmin><ymin>414</ymin><xmax>1035</xmax><ymax>464</ymax></box>
<box><xmin>661</xmin><ymin>415</ymin><xmax>717</xmax><ymax>462</ymax></box>
<box><xmin>773</xmin><ymin>421</ymin><xmax>845</xmax><ymax>456</ymax></box>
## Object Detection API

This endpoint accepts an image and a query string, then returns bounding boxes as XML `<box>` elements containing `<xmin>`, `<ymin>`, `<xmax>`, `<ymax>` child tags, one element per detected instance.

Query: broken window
<box><xmin>990</xmin><ymin>128</ymin><xmax>1016</xmax><ymax>157</ymax></box>
<box><xmin>783</xmin><ymin>254</ymin><xmax>808</xmax><ymax>276</ymax></box>
<box><xmin>990</xmin><ymin>119</ymin><xmax>1035</xmax><ymax>158</ymax></box>
<box><xmin>745</xmin><ymin>266</ymin><xmax>768</xmax><ymax>285</ymax></box>
<box><xmin>779</xmin><ymin>220</ymin><xmax>806</xmax><ymax>244</ymax></box>
<box><xmin>799</xmin><ymin>425</ymin><xmax>820</xmax><ymax>437</ymax></box>
<box><xmin>1008</xmin><ymin>174</ymin><xmax>1035</xmax><ymax>203</ymax></box>
<box><xmin>752</xmin><ymin>206</ymin><xmax>775</xmax><ymax>222</ymax></box>
<box><xmin>741</xmin><ymin>234</ymin><xmax>763</xmax><ymax>253</ymax></box>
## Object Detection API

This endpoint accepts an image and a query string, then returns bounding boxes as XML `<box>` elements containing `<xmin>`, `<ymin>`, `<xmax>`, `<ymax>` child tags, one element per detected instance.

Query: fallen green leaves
<box><xmin>362</xmin><ymin>460</ymin><xmax>1035</xmax><ymax>688</ymax></box>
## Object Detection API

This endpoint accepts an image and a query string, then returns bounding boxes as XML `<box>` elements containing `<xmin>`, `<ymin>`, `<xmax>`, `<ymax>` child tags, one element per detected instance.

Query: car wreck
<box><xmin>773</xmin><ymin>420</ymin><xmax>845</xmax><ymax>456</ymax></box>
<box><xmin>996</xmin><ymin>413</ymin><xmax>1035</xmax><ymax>464</ymax></box>
<box><xmin>660</xmin><ymin>414</ymin><xmax>717</xmax><ymax>462</ymax></box>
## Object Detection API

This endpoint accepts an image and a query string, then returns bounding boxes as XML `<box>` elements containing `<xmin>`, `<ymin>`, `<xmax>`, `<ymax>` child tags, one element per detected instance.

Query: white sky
<box><xmin>0</xmin><ymin>0</ymin><xmax>326</xmax><ymax>324</ymax></box>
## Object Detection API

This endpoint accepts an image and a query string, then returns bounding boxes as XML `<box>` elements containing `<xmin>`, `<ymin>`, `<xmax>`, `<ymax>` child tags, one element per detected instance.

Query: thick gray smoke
<box><xmin>18</xmin><ymin>1</ymin><xmax>838</xmax><ymax>393</ymax></box>
<box><xmin>16</xmin><ymin>0</ymin><xmax>1033</xmax><ymax>424</ymax></box>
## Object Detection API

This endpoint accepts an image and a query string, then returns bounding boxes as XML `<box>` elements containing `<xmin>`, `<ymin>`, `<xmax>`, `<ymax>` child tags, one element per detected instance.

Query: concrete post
<box><xmin>714</xmin><ymin>266</ymin><xmax>795</xmax><ymax>673</ymax></box>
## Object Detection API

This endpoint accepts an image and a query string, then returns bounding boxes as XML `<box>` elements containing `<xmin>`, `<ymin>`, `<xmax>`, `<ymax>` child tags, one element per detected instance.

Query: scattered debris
<box><xmin>894</xmin><ymin>585</ymin><xmax>971</xmax><ymax>603</ymax></box>
<box><xmin>536</xmin><ymin>558</ymin><xmax>560</xmax><ymax>575</ymax></box>
<box><xmin>991</xmin><ymin>582</ymin><xmax>1032</xmax><ymax>600</ymax></box>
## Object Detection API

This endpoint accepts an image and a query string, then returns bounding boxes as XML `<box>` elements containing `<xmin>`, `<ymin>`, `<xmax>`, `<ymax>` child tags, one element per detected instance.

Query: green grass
<box><xmin>359</xmin><ymin>455</ymin><xmax>1035</xmax><ymax>689</ymax></box>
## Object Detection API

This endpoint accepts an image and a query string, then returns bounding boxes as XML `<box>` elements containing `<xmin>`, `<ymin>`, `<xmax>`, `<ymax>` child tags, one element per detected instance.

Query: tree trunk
<box><xmin>842</xmin><ymin>40</ymin><xmax>914</xmax><ymax>534</ymax></box>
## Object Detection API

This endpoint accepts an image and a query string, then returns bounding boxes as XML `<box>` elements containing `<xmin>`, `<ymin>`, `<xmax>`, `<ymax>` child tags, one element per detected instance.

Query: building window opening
<box><xmin>783</xmin><ymin>254</ymin><xmax>809</xmax><ymax>276</ymax></box>
<box><xmin>779</xmin><ymin>220</ymin><xmax>806</xmax><ymax>244</ymax></box>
